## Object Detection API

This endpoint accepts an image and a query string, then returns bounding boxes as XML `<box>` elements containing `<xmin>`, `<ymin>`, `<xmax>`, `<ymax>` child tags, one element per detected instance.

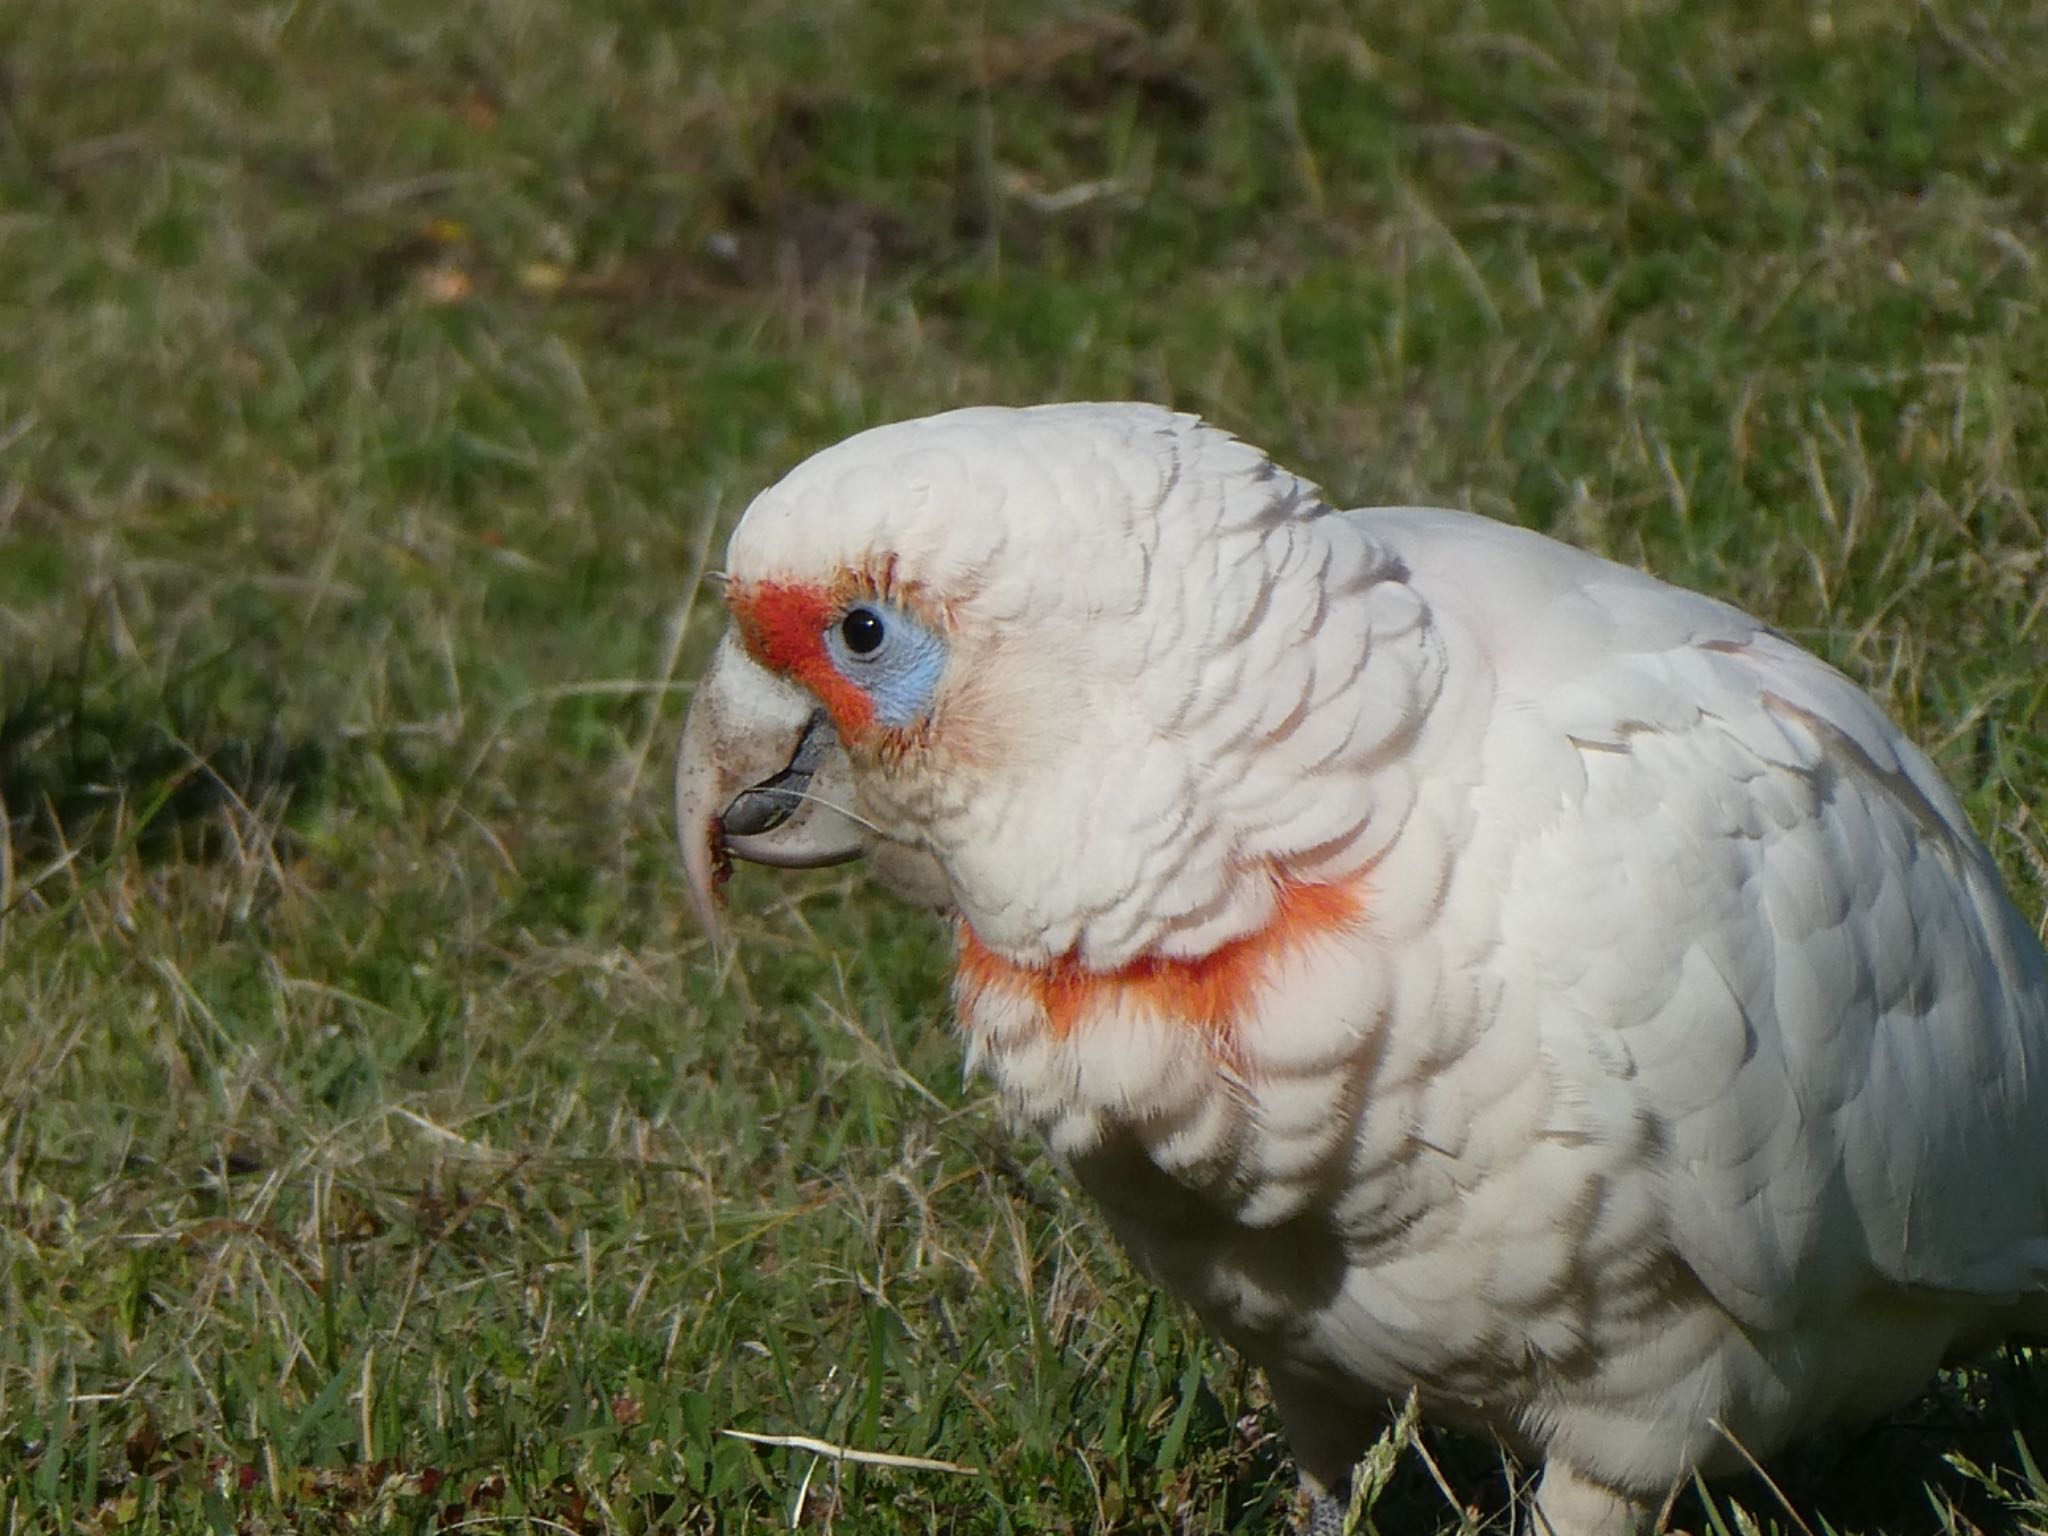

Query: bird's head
<box><xmin>677</xmin><ymin>403</ymin><xmax>1426</xmax><ymax>972</ymax></box>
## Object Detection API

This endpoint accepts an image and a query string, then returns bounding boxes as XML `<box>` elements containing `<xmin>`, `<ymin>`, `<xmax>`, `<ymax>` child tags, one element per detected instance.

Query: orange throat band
<box><xmin>953</xmin><ymin>879</ymin><xmax>1365</xmax><ymax>1063</ymax></box>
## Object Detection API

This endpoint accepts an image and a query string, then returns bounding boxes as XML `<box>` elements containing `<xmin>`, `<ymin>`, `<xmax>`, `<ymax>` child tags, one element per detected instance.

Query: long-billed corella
<box><xmin>675</xmin><ymin>402</ymin><xmax>2048</xmax><ymax>1535</ymax></box>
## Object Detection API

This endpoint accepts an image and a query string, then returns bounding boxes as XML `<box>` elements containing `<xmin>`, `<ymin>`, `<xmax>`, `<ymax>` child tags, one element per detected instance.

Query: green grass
<box><xmin>1</xmin><ymin>0</ymin><xmax>2045</xmax><ymax>1529</ymax></box>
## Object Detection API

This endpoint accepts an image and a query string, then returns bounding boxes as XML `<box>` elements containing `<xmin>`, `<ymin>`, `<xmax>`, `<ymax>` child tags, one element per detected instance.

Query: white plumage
<box><xmin>674</xmin><ymin>402</ymin><xmax>2048</xmax><ymax>1534</ymax></box>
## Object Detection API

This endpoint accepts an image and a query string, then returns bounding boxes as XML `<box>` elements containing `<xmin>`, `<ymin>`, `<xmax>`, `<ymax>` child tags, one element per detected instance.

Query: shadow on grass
<box><xmin>1356</xmin><ymin>1347</ymin><xmax>2048</xmax><ymax>1535</ymax></box>
<box><xmin>0</xmin><ymin>660</ymin><xmax>335</xmax><ymax>871</ymax></box>
<box><xmin>1738</xmin><ymin>1349</ymin><xmax>2048</xmax><ymax>1536</ymax></box>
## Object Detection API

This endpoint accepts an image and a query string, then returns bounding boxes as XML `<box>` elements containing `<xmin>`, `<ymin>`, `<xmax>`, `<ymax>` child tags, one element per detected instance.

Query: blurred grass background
<box><xmin>1</xmin><ymin>0</ymin><xmax>2045</xmax><ymax>1529</ymax></box>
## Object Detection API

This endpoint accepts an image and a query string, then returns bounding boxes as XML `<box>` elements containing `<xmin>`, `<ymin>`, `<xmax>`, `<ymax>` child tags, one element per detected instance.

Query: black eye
<box><xmin>839</xmin><ymin>606</ymin><xmax>886</xmax><ymax>656</ymax></box>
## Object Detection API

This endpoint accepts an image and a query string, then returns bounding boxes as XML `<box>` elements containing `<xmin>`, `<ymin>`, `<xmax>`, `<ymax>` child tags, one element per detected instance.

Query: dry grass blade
<box><xmin>718</xmin><ymin>1428</ymin><xmax>982</xmax><ymax>1475</ymax></box>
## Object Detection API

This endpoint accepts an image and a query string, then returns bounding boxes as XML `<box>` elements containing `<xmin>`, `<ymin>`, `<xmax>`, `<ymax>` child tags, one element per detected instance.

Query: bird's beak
<box><xmin>675</xmin><ymin>631</ymin><xmax>866</xmax><ymax>947</ymax></box>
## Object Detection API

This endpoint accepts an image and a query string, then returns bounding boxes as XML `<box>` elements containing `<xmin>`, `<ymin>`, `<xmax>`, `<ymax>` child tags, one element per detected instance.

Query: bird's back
<box><xmin>1360</xmin><ymin>505</ymin><xmax>2048</xmax><ymax>1330</ymax></box>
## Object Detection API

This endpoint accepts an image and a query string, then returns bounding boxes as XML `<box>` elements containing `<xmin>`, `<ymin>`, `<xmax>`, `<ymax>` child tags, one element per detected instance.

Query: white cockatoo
<box><xmin>674</xmin><ymin>402</ymin><xmax>2048</xmax><ymax>1535</ymax></box>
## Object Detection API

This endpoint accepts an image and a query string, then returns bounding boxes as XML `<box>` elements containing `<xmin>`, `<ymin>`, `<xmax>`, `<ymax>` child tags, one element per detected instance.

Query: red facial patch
<box><xmin>727</xmin><ymin>579</ymin><xmax>877</xmax><ymax>737</ymax></box>
<box><xmin>954</xmin><ymin>879</ymin><xmax>1365</xmax><ymax>1064</ymax></box>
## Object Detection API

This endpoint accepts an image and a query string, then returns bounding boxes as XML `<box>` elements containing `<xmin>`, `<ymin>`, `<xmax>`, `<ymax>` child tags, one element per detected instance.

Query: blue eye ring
<box><xmin>822</xmin><ymin>598</ymin><xmax>949</xmax><ymax>729</ymax></box>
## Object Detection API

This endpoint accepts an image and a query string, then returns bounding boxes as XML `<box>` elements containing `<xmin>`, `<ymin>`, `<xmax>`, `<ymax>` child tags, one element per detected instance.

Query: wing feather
<box><xmin>1370</xmin><ymin>507</ymin><xmax>2048</xmax><ymax>1325</ymax></box>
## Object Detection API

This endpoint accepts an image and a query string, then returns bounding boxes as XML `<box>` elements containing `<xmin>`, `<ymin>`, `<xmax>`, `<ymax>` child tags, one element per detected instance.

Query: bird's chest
<box><xmin>953</xmin><ymin>928</ymin><xmax>1603</xmax><ymax>1404</ymax></box>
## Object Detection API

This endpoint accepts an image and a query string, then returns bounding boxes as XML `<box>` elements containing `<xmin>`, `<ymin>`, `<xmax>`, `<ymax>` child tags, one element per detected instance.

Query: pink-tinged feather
<box><xmin>953</xmin><ymin>878</ymin><xmax>1367</xmax><ymax>1067</ymax></box>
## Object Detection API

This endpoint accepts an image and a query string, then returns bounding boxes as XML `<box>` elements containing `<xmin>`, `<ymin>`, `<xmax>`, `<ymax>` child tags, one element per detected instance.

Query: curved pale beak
<box><xmin>675</xmin><ymin>631</ymin><xmax>866</xmax><ymax>947</ymax></box>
